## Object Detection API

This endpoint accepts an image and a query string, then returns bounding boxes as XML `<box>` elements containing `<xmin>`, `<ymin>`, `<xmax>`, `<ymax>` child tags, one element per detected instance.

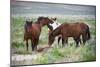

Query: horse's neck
<box><xmin>35</xmin><ymin>21</ymin><xmax>43</xmax><ymax>26</ymax></box>
<box><xmin>35</xmin><ymin>21</ymin><xmax>43</xmax><ymax>28</ymax></box>
<box><xmin>39</xmin><ymin>23</ymin><xmax>43</xmax><ymax>27</ymax></box>
<box><xmin>52</xmin><ymin>27</ymin><xmax>61</xmax><ymax>37</ymax></box>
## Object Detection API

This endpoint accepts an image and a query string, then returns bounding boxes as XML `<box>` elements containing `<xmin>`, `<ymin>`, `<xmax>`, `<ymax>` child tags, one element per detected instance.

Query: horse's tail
<box><xmin>86</xmin><ymin>26</ymin><xmax>91</xmax><ymax>40</ymax></box>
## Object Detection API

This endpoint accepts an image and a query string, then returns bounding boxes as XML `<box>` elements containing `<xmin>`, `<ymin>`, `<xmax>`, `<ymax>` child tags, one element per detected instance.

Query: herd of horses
<box><xmin>24</xmin><ymin>16</ymin><xmax>91</xmax><ymax>51</ymax></box>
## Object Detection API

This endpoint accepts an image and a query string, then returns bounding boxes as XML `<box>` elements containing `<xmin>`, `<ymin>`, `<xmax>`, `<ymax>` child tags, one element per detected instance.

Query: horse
<box><xmin>47</xmin><ymin>17</ymin><xmax>62</xmax><ymax>45</ymax></box>
<box><xmin>47</xmin><ymin>18</ymin><xmax>81</xmax><ymax>46</ymax></box>
<box><xmin>24</xmin><ymin>17</ymin><xmax>54</xmax><ymax>51</ymax></box>
<box><xmin>58</xmin><ymin>22</ymin><xmax>91</xmax><ymax>46</ymax></box>
<box><xmin>48</xmin><ymin>22</ymin><xmax>90</xmax><ymax>47</ymax></box>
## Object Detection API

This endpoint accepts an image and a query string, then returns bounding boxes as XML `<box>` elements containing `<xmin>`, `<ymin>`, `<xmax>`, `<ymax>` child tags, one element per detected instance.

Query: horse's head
<box><xmin>37</xmin><ymin>17</ymin><xmax>54</xmax><ymax>26</ymax></box>
<box><xmin>25</xmin><ymin>20</ymin><xmax>33</xmax><ymax>33</ymax></box>
<box><xmin>48</xmin><ymin>33</ymin><xmax>55</xmax><ymax>47</ymax></box>
<box><xmin>48</xmin><ymin>17</ymin><xmax>61</xmax><ymax>30</ymax></box>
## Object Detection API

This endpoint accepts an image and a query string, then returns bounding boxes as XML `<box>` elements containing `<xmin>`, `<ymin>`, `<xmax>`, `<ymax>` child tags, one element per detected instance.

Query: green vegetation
<box><xmin>34</xmin><ymin>44</ymin><xmax>95</xmax><ymax>64</ymax></box>
<box><xmin>11</xmin><ymin>17</ymin><xmax>96</xmax><ymax>65</ymax></box>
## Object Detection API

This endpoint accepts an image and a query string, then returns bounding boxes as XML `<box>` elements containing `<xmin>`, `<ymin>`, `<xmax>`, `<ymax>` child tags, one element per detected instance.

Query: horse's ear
<box><xmin>55</xmin><ymin>18</ymin><xmax>57</xmax><ymax>20</ymax></box>
<box><xmin>53</xmin><ymin>17</ymin><xmax>56</xmax><ymax>21</ymax></box>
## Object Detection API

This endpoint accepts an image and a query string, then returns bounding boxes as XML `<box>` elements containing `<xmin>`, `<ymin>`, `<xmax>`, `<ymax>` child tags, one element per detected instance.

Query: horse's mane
<box><xmin>36</xmin><ymin>16</ymin><xmax>48</xmax><ymax>24</ymax></box>
<box><xmin>37</xmin><ymin>17</ymin><xmax>44</xmax><ymax>21</ymax></box>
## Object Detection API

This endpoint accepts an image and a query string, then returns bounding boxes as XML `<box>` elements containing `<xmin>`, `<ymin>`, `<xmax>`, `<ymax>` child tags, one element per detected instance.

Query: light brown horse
<box><xmin>24</xmin><ymin>17</ymin><xmax>53</xmax><ymax>51</ymax></box>
<box><xmin>48</xmin><ymin>22</ymin><xmax>90</xmax><ymax>47</ymax></box>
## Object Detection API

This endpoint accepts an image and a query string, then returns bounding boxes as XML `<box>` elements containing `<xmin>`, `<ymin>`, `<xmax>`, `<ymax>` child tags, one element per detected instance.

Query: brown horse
<box><xmin>48</xmin><ymin>22</ymin><xmax>90</xmax><ymax>47</ymax></box>
<box><xmin>24</xmin><ymin>17</ymin><xmax>53</xmax><ymax>51</ymax></box>
<box><xmin>47</xmin><ymin>17</ymin><xmax>62</xmax><ymax>45</ymax></box>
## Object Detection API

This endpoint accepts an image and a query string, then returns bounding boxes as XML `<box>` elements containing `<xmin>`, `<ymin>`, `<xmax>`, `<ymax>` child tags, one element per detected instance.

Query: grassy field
<box><xmin>11</xmin><ymin>16</ymin><xmax>96</xmax><ymax>65</ymax></box>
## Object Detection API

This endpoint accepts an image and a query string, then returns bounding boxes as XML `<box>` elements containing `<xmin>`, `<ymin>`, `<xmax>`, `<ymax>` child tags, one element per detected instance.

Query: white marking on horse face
<box><xmin>49</xmin><ymin>21</ymin><xmax>61</xmax><ymax>30</ymax></box>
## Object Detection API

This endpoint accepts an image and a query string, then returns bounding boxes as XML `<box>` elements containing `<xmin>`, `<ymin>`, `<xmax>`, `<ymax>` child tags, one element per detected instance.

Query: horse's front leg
<box><xmin>58</xmin><ymin>36</ymin><xmax>61</xmax><ymax>45</ymax></box>
<box><xmin>79</xmin><ymin>38</ymin><xmax>82</xmax><ymax>44</ymax></box>
<box><xmin>62</xmin><ymin>37</ymin><xmax>66</xmax><ymax>47</ymax></box>
<box><xmin>34</xmin><ymin>38</ymin><xmax>39</xmax><ymax>50</ymax></box>
<box><xmin>26</xmin><ymin>40</ymin><xmax>28</xmax><ymax>51</ymax></box>
<box><xmin>74</xmin><ymin>37</ymin><xmax>80</xmax><ymax>47</ymax></box>
<box><xmin>31</xmin><ymin>42</ymin><xmax>35</xmax><ymax>51</ymax></box>
<box><xmin>31</xmin><ymin>38</ymin><xmax>38</xmax><ymax>51</ymax></box>
<box><xmin>31</xmin><ymin>39</ymin><xmax>35</xmax><ymax>51</ymax></box>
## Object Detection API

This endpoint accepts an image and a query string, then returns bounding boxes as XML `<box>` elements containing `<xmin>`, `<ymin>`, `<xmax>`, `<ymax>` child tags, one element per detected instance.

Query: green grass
<box><xmin>11</xmin><ymin>41</ymin><xmax>24</xmax><ymax>48</ymax></box>
<box><xmin>11</xmin><ymin>17</ymin><xmax>96</xmax><ymax>64</ymax></box>
<box><xmin>34</xmin><ymin>44</ymin><xmax>96</xmax><ymax>64</ymax></box>
<box><xmin>15</xmin><ymin>50</ymin><xmax>32</xmax><ymax>55</ymax></box>
<box><xmin>35</xmin><ymin>54</ymin><xmax>49</xmax><ymax>64</ymax></box>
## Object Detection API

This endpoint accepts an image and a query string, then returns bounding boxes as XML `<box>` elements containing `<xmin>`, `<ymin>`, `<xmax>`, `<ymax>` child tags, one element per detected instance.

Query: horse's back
<box><xmin>61</xmin><ymin>23</ymin><xmax>80</xmax><ymax>30</ymax></box>
<box><xmin>60</xmin><ymin>23</ymin><xmax>84</xmax><ymax>37</ymax></box>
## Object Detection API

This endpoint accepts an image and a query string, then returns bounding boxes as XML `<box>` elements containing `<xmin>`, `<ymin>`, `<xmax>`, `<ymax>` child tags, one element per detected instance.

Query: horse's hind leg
<box><xmin>82</xmin><ymin>34</ymin><xmax>87</xmax><ymax>45</ymax></box>
<box><xmin>76</xmin><ymin>39</ymin><xmax>79</xmax><ymax>47</ymax></box>
<box><xmin>66</xmin><ymin>38</ymin><xmax>68</xmax><ymax>44</ymax></box>
<box><xmin>82</xmin><ymin>36</ymin><xmax>87</xmax><ymax>45</ymax></box>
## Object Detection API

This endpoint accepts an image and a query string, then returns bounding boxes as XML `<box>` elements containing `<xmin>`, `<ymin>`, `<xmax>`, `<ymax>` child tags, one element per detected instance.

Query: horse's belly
<box><xmin>66</xmin><ymin>32</ymin><xmax>80</xmax><ymax>37</ymax></box>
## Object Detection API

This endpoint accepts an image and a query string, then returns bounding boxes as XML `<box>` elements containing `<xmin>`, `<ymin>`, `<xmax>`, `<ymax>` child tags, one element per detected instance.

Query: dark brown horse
<box><xmin>48</xmin><ymin>22</ymin><xmax>90</xmax><ymax>47</ymax></box>
<box><xmin>24</xmin><ymin>17</ymin><xmax>53</xmax><ymax>51</ymax></box>
<box><xmin>47</xmin><ymin>17</ymin><xmax>62</xmax><ymax>45</ymax></box>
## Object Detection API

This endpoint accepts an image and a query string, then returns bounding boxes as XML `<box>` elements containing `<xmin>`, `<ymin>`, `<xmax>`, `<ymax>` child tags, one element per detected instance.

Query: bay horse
<box><xmin>47</xmin><ymin>17</ymin><xmax>62</xmax><ymax>45</ymax></box>
<box><xmin>24</xmin><ymin>17</ymin><xmax>53</xmax><ymax>51</ymax></box>
<box><xmin>48</xmin><ymin>22</ymin><xmax>90</xmax><ymax>47</ymax></box>
<box><xmin>47</xmin><ymin>18</ymin><xmax>81</xmax><ymax>45</ymax></box>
